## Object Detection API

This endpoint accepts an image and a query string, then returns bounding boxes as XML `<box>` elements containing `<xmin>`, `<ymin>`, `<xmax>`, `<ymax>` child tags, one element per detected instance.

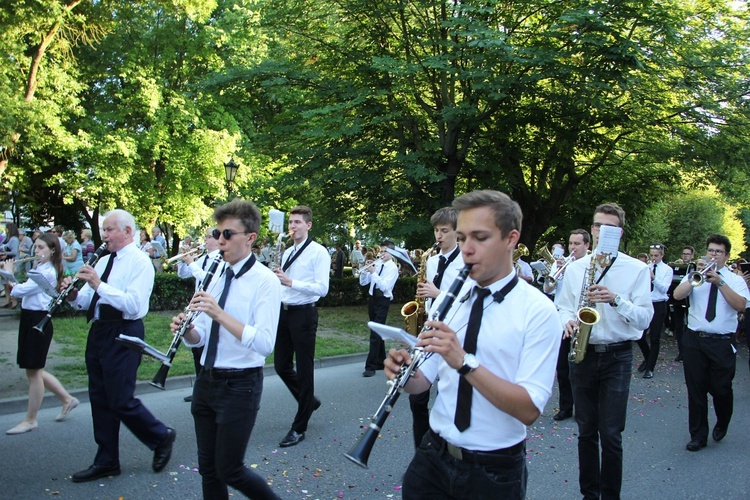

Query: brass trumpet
<box><xmin>687</xmin><ymin>258</ymin><xmax>716</xmax><ymax>287</ymax></box>
<box><xmin>163</xmin><ymin>245</ymin><xmax>206</xmax><ymax>269</ymax></box>
<box><xmin>353</xmin><ymin>258</ymin><xmax>383</xmax><ymax>277</ymax></box>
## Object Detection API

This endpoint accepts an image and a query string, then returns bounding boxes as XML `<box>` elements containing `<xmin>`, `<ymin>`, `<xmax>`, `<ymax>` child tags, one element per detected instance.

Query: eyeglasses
<box><xmin>649</xmin><ymin>244</ymin><xmax>664</xmax><ymax>250</ymax></box>
<box><xmin>212</xmin><ymin>229</ymin><xmax>249</xmax><ymax>240</ymax></box>
<box><xmin>706</xmin><ymin>248</ymin><xmax>726</xmax><ymax>255</ymax></box>
<box><xmin>592</xmin><ymin>222</ymin><xmax>619</xmax><ymax>229</ymax></box>
<box><xmin>681</xmin><ymin>252</ymin><xmax>693</xmax><ymax>256</ymax></box>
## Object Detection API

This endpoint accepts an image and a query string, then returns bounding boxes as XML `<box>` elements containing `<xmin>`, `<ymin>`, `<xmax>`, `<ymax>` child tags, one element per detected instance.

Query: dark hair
<box><xmin>38</xmin><ymin>233</ymin><xmax>64</xmax><ymax>288</ymax></box>
<box><xmin>6</xmin><ymin>223</ymin><xmax>19</xmax><ymax>239</ymax></box>
<box><xmin>140</xmin><ymin>229</ymin><xmax>151</xmax><ymax>242</ymax></box>
<box><xmin>452</xmin><ymin>190</ymin><xmax>522</xmax><ymax>237</ymax></box>
<box><xmin>594</xmin><ymin>203</ymin><xmax>626</xmax><ymax>227</ymax></box>
<box><xmin>214</xmin><ymin>198</ymin><xmax>261</xmax><ymax>234</ymax></box>
<box><xmin>381</xmin><ymin>240</ymin><xmax>395</xmax><ymax>249</ymax></box>
<box><xmin>570</xmin><ymin>229</ymin><xmax>591</xmax><ymax>245</ymax></box>
<box><xmin>430</xmin><ymin>207</ymin><xmax>458</xmax><ymax>230</ymax></box>
<box><xmin>290</xmin><ymin>205</ymin><xmax>313</xmax><ymax>224</ymax></box>
<box><xmin>706</xmin><ymin>234</ymin><xmax>731</xmax><ymax>254</ymax></box>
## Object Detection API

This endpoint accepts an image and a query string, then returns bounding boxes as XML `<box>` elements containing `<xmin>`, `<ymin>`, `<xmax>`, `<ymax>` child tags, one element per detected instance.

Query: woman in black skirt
<box><xmin>4</xmin><ymin>233</ymin><xmax>79</xmax><ymax>435</ymax></box>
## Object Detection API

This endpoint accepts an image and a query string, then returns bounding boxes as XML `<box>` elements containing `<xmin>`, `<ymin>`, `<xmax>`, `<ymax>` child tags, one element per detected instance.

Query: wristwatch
<box><xmin>610</xmin><ymin>294</ymin><xmax>621</xmax><ymax>307</ymax></box>
<box><xmin>458</xmin><ymin>353</ymin><xmax>479</xmax><ymax>375</ymax></box>
<box><xmin>718</xmin><ymin>280</ymin><xmax>726</xmax><ymax>287</ymax></box>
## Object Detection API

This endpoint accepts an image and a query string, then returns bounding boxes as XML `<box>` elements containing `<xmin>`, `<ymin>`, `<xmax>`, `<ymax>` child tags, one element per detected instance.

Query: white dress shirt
<box><xmin>682</xmin><ymin>267</ymin><xmax>749</xmax><ymax>334</ymax></box>
<box><xmin>425</xmin><ymin>245</ymin><xmax>465</xmax><ymax>309</ymax></box>
<box><xmin>557</xmin><ymin>252</ymin><xmax>654</xmax><ymax>344</ymax></box>
<box><xmin>11</xmin><ymin>261</ymin><xmax>57</xmax><ymax>311</ymax></box>
<box><xmin>71</xmin><ymin>241</ymin><xmax>154</xmax><ymax>321</ymax></box>
<box><xmin>516</xmin><ymin>259</ymin><xmax>533</xmax><ymax>280</ymax></box>
<box><xmin>359</xmin><ymin>259</ymin><xmax>399</xmax><ymax>299</ymax></box>
<box><xmin>420</xmin><ymin>271</ymin><xmax>562</xmax><ymax>450</ymax></box>
<box><xmin>650</xmin><ymin>260</ymin><xmax>673</xmax><ymax>302</ymax></box>
<box><xmin>280</xmin><ymin>239</ymin><xmax>330</xmax><ymax>305</ymax></box>
<box><xmin>183</xmin><ymin>254</ymin><xmax>281</xmax><ymax>368</ymax></box>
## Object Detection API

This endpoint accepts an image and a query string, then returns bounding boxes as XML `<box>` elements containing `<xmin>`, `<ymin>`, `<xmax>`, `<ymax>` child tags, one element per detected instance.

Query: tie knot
<box><xmin>474</xmin><ymin>286</ymin><xmax>491</xmax><ymax>300</ymax></box>
<box><xmin>225</xmin><ymin>267</ymin><xmax>235</xmax><ymax>280</ymax></box>
<box><xmin>439</xmin><ymin>255</ymin><xmax>447</xmax><ymax>264</ymax></box>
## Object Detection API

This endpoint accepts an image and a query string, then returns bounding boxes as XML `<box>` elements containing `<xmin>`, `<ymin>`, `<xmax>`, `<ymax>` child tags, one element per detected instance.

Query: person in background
<box><xmin>350</xmin><ymin>240</ymin><xmax>365</xmax><ymax>271</ymax></box>
<box><xmin>81</xmin><ymin>229</ymin><xmax>95</xmax><ymax>262</ymax></box>
<box><xmin>2</xmin><ymin>222</ymin><xmax>20</xmax><ymax>308</ymax></box>
<box><xmin>62</xmin><ymin>230</ymin><xmax>85</xmax><ymax>276</ymax></box>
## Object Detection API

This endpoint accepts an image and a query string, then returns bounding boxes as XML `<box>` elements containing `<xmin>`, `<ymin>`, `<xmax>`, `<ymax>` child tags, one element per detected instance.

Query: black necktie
<box><xmin>203</xmin><ymin>267</ymin><xmax>235</xmax><ymax>369</ymax></box>
<box><xmin>651</xmin><ymin>264</ymin><xmax>656</xmax><ymax>291</ymax></box>
<box><xmin>434</xmin><ymin>256</ymin><xmax>448</xmax><ymax>289</ymax></box>
<box><xmin>705</xmin><ymin>282</ymin><xmax>718</xmax><ymax>322</ymax></box>
<box><xmin>454</xmin><ymin>286</ymin><xmax>492</xmax><ymax>432</ymax></box>
<box><xmin>86</xmin><ymin>252</ymin><xmax>116</xmax><ymax>323</ymax></box>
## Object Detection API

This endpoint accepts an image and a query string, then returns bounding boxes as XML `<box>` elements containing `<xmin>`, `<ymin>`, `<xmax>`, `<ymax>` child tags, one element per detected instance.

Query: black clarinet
<box><xmin>33</xmin><ymin>242</ymin><xmax>109</xmax><ymax>333</ymax></box>
<box><xmin>344</xmin><ymin>264</ymin><xmax>473</xmax><ymax>468</ymax></box>
<box><xmin>117</xmin><ymin>252</ymin><xmax>224</xmax><ymax>390</ymax></box>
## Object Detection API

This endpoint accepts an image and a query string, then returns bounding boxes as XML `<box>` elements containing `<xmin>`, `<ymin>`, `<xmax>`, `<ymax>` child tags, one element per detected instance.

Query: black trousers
<box><xmin>408</xmin><ymin>389</ymin><xmax>431</xmax><ymax>449</ymax></box>
<box><xmin>556</xmin><ymin>336</ymin><xmax>574</xmax><ymax>412</ymax></box>
<box><xmin>274</xmin><ymin>306</ymin><xmax>318</xmax><ymax>433</ymax></box>
<box><xmin>673</xmin><ymin>303</ymin><xmax>688</xmax><ymax>355</ymax></box>
<box><xmin>636</xmin><ymin>301</ymin><xmax>668</xmax><ymax>372</ymax></box>
<box><xmin>682</xmin><ymin>330</ymin><xmax>736</xmax><ymax>443</ymax></box>
<box><xmin>366</xmin><ymin>296</ymin><xmax>391</xmax><ymax>370</ymax></box>
<box><xmin>85</xmin><ymin>319</ymin><xmax>168</xmax><ymax>466</ymax></box>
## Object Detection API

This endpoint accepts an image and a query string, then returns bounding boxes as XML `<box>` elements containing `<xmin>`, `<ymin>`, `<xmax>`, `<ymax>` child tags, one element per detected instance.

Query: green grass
<box><xmin>50</xmin><ymin>304</ymin><xmax>406</xmax><ymax>390</ymax></box>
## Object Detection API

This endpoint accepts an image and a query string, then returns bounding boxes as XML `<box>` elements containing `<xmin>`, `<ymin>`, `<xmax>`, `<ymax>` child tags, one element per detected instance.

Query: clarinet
<box><xmin>33</xmin><ymin>242</ymin><xmax>108</xmax><ymax>333</ymax></box>
<box><xmin>118</xmin><ymin>252</ymin><xmax>224</xmax><ymax>390</ymax></box>
<box><xmin>344</xmin><ymin>264</ymin><xmax>473</xmax><ymax>468</ymax></box>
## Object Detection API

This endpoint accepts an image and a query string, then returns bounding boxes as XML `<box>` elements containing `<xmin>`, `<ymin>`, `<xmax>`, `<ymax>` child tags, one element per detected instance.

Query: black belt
<box><xmin>427</xmin><ymin>430</ymin><xmax>524</xmax><ymax>466</ymax></box>
<box><xmin>282</xmin><ymin>302</ymin><xmax>315</xmax><ymax>311</ymax></box>
<box><xmin>205</xmin><ymin>367</ymin><xmax>261</xmax><ymax>379</ymax></box>
<box><xmin>688</xmin><ymin>329</ymin><xmax>732</xmax><ymax>339</ymax></box>
<box><xmin>586</xmin><ymin>340</ymin><xmax>632</xmax><ymax>353</ymax></box>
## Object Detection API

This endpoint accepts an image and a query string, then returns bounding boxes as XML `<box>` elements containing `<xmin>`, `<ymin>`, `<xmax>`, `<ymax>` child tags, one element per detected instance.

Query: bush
<box><xmin>150</xmin><ymin>273</ymin><xmax>195</xmax><ymax>310</ymax></box>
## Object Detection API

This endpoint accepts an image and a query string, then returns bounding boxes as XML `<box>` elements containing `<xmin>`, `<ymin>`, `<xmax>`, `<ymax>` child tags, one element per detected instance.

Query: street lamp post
<box><xmin>224</xmin><ymin>158</ymin><xmax>240</xmax><ymax>198</ymax></box>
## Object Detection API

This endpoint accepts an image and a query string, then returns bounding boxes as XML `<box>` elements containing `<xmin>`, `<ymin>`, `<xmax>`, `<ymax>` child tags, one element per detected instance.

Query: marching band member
<box><xmin>64</xmin><ymin>210</ymin><xmax>175</xmax><ymax>483</ymax></box>
<box><xmin>173</xmin><ymin>199</ymin><xmax>281</xmax><ymax>498</ymax></box>
<box><xmin>636</xmin><ymin>243</ymin><xmax>673</xmax><ymax>379</ymax></box>
<box><xmin>4</xmin><ymin>233</ymin><xmax>79</xmax><ymax>435</ymax></box>
<box><xmin>273</xmin><ymin>206</ymin><xmax>330</xmax><ymax>447</ymax></box>
<box><xmin>673</xmin><ymin>234</ymin><xmax>749</xmax><ymax>452</ymax></box>
<box><xmin>386</xmin><ymin>190</ymin><xmax>561</xmax><ymax>499</ymax></box>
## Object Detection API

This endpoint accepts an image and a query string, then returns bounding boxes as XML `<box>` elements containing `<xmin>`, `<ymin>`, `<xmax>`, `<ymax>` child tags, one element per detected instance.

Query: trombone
<box><xmin>163</xmin><ymin>245</ymin><xmax>205</xmax><ymax>269</ymax></box>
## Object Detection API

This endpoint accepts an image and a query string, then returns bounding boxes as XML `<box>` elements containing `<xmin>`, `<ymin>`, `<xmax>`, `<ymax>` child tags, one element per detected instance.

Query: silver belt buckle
<box><xmin>282</xmin><ymin>303</ymin><xmax>289</xmax><ymax>311</ymax></box>
<box><xmin>593</xmin><ymin>344</ymin><xmax>607</xmax><ymax>353</ymax></box>
<box><xmin>446</xmin><ymin>443</ymin><xmax>463</xmax><ymax>460</ymax></box>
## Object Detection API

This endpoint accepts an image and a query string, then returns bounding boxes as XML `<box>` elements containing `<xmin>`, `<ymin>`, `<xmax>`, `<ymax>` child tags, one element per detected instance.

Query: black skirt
<box><xmin>17</xmin><ymin>308</ymin><xmax>53</xmax><ymax>370</ymax></box>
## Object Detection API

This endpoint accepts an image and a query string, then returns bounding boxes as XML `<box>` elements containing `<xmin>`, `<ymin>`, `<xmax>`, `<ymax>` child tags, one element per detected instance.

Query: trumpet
<box><xmin>162</xmin><ymin>245</ymin><xmax>206</xmax><ymax>269</ymax></box>
<box><xmin>34</xmin><ymin>243</ymin><xmax>108</xmax><ymax>334</ymax></box>
<box><xmin>353</xmin><ymin>258</ymin><xmax>383</xmax><ymax>277</ymax></box>
<box><xmin>118</xmin><ymin>252</ymin><xmax>225</xmax><ymax>389</ymax></box>
<box><xmin>545</xmin><ymin>255</ymin><xmax>576</xmax><ymax>288</ymax></box>
<box><xmin>687</xmin><ymin>258</ymin><xmax>716</xmax><ymax>287</ymax></box>
<box><xmin>345</xmin><ymin>264</ymin><xmax>472</xmax><ymax>468</ymax></box>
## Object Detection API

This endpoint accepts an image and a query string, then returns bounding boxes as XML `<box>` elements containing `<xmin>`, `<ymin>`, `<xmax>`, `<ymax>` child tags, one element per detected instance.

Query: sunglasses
<box><xmin>649</xmin><ymin>244</ymin><xmax>664</xmax><ymax>250</ymax></box>
<box><xmin>212</xmin><ymin>228</ymin><xmax>249</xmax><ymax>240</ymax></box>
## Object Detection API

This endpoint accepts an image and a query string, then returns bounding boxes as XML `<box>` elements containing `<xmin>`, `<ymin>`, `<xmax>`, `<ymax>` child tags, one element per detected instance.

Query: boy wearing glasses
<box><xmin>673</xmin><ymin>234</ymin><xmax>749</xmax><ymax>452</ymax></box>
<box><xmin>671</xmin><ymin>246</ymin><xmax>696</xmax><ymax>360</ymax></box>
<box><xmin>556</xmin><ymin>203</ymin><xmax>653</xmax><ymax>500</ymax></box>
<box><xmin>272</xmin><ymin>206</ymin><xmax>330</xmax><ymax>447</ymax></box>
<box><xmin>636</xmin><ymin>243</ymin><xmax>674</xmax><ymax>379</ymax></box>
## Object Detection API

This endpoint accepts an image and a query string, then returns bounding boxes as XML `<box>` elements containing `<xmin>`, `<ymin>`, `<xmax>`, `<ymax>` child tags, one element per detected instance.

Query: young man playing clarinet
<box><xmin>385</xmin><ymin>190</ymin><xmax>561</xmax><ymax>499</ymax></box>
<box><xmin>272</xmin><ymin>206</ymin><xmax>330</xmax><ymax>447</ymax></box>
<box><xmin>172</xmin><ymin>199</ymin><xmax>281</xmax><ymax>499</ymax></box>
<box><xmin>408</xmin><ymin>207</ymin><xmax>465</xmax><ymax>447</ymax></box>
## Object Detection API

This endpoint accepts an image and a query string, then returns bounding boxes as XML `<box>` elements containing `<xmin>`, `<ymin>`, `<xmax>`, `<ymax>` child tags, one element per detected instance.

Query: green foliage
<box><xmin>150</xmin><ymin>273</ymin><xmax>197</xmax><ymax>310</ymax></box>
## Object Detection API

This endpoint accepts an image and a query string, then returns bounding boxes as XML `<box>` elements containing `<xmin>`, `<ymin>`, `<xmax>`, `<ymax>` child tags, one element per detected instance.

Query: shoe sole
<box><xmin>71</xmin><ymin>468</ymin><xmax>121</xmax><ymax>483</ymax></box>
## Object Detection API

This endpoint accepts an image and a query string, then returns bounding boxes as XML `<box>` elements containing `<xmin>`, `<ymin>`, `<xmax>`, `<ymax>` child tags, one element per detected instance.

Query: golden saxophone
<box><xmin>569</xmin><ymin>254</ymin><xmax>600</xmax><ymax>363</ymax></box>
<box><xmin>400</xmin><ymin>243</ymin><xmax>439</xmax><ymax>335</ymax></box>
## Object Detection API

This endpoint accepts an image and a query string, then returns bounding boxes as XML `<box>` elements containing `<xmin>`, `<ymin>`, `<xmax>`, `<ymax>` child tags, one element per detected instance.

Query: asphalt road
<box><xmin>0</xmin><ymin>328</ymin><xmax>749</xmax><ymax>499</ymax></box>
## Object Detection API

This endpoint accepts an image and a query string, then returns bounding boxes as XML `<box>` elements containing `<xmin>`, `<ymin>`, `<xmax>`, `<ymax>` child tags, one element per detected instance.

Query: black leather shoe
<box><xmin>71</xmin><ymin>464</ymin><xmax>121</xmax><ymax>483</ymax></box>
<box><xmin>637</xmin><ymin>361</ymin><xmax>647</xmax><ymax>372</ymax></box>
<box><xmin>553</xmin><ymin>410</ymin><xmax>572</xmax><ymax>421</ymax></box>
<box><xmin>279</xmin><ymin>429</ymin><xmax>305</xmax><ymax>447</ymax></box>
<box><xmin>362</xmin><ymin>369</ymin><xmax>376</xmax><ymax>377</ymax></box>
<box><xmin>313</xmin><ymin>397</ymin><xmax>322</xmax><ymax>412</ymax></box>
<box><xmin>153</xmin><ymin>427</ymin><xmax>176</xmax><ymax>472</ymax></box>
<box><xmin>675</xmin><ymin>354</ymin><xmax>683</xmax><ymax>362</ymax></box>
<box><xmin>643</xmin><ymin>370</ymin><xmax>654</xmax><ymax>379</ymax></box>
<box><xmin>183</xmin><ymin>395</ymin><xmax>193</xmax><ymax>402</ymax></box>
<box><xmin>686</xmin><ymin>439</ymin><xmax>707</xmax><ymax>452</ymax></box>
<box><xmin>712</xmin><ymin>425</ymin><xmax>727</xmax><ymax>442</ymax></box>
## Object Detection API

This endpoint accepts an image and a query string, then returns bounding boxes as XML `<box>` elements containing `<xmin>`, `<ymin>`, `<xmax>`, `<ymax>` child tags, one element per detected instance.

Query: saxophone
<box><xmin>569</xmin><ymin>254</ymin><xmax>600</xmax><ymax>363</ymax></box>
<box><xmin>269</xmin><ymin>231</ymin><xmax>293</xmax><ymax>270</ymax></box>
<box><xmin>401</xmin><ymin>243</ymin><xmax>440</xmax><ymax>335</ymax></box>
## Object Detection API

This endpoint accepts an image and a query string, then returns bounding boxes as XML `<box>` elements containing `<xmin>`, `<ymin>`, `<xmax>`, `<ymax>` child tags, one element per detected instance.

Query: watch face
<box><xmin>466</xmin><ymin>354</ymin><xmax>479</xmax><ymax>369</ymax></box>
